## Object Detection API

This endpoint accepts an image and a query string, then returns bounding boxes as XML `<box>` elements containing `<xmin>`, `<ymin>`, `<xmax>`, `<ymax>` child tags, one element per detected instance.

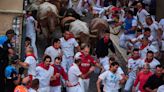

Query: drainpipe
<box><xmin>20</xmin><ymin>0</ymin><xmax>28</xmax><ymax>60</ymax></box>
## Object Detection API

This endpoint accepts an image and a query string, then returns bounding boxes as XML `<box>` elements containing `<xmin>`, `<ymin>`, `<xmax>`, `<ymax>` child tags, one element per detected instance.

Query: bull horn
<box><xmin>89</xmin><ymin>34</ymin><xmax>97</xmax><ymax>38</ymax></box>
<box><xmin>74</xmin><ymin>35</ymin><xmax>80</xmax><ymax>39</ymax></box>
<box><xmin>91</xmin><ymin>29</ymin><xmax>98</xmax><ymax>33</ymax></box>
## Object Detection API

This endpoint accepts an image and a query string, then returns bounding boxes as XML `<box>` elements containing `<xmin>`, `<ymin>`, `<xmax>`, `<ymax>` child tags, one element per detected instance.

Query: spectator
<box><xmin>60</xmin><ymin>30</ymin><xmax>80</xmax><ymax>72</ymax></box>
<box><xmin>128</xmin><ymin>28</ymin><xmax>154</xmax><ymax>49</ymax></box>
<box><xmin>136</xmin><ymin>2</ymin><xmax>150</xmax><ymax>27</ymax></box>
<box><xmin>0</xmin><ymin>29</ymin><xmax>16</xmax><ymax>89</ymax></box>
<box><xmin>50</xmin><ymin>57</ymin><xmax>68</xmax><ymax>92</ymax></box>
<box><xmin>36</xmin><ymin>55</ymin><xmax>54</xmax><ymax>92</ymax></box>
<box><xmin>26</xmin><ymin>11</ymin><xmax>39</xmax><ymax>59</ymax></box>
<box><xmin>140</xmin><ymin>51</ymin><xmax>160</xmax><ymax>72</ymax></box>
<box><xmin>8</xmin><ymin>47</ymin><xmax>17</xmax><ymax>65</ymax></box>
<box><xmin>29</xmin><ymin>78</ymin><xmax>40</xmax><ymax>92</ymax></box>
<box><xmin>97</xmin><ymin>62</ymin><xmax>125</xmax><ymax>92</ymax></box>
<box><xmin>25</xmin><ymin>37</ymin><xmax>31</xmax><ymax>48</ymax></box>
<box><xmin>127</xmin><ymin>29</ymin><xmax>142</xmax><ymax>52</ymax></box>
<box><xmin>159</xmin><ymin>18</ymin><xmax>164</xmax><ymax>51</ymax></box>
<box><xmin>132</xmin><ymin>63</ymin><xmax>153</xmax><ymax>92</ymax></box>
<box><xmin>4</xmin><ymin>55</ymin><xmax>21</xmax><ymax>92</ymax></box>
<box><xmin>143</xmin><ymin>65</ymin><xmax>164</xmax><ymax>92</ymax></box>
<box><xmin>119</xmin><ymin>10</ymin><xmax>137</xmax><ymax>49</ymax></box>
<box><xmin>44</xmin><ymin>38</ymin><xmax>62</xmax><ymax>65</ymax></box>
<box><xmin>144</xmin><ymin>16</ymin><xmax>161</xmax><ymax>50</ymax></box>
<box><xmin>18</xmin><ymin>46</ymin><xmax>37</xmax><ymax>80</ymax></box>
<box><xmin>139</xmin><ymin>37</ymin><xmax>159</xmax><ymax>58</ymax></box>
<box><xmin>124</xmin><ymin>48</ymin><xmax>142</xmax><ymax>92</ymax></box>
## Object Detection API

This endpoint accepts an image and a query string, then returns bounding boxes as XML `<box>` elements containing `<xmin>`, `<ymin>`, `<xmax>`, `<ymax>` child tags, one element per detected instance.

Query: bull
<box><xmin>37</xmin><ymin>2</ymin><xmax>63</xmax><ymax>45</ymax></box>
<box><xmin>68</xmin><ymin>19</ymin><xmax>97</xmax><ymax>53</ymax></box>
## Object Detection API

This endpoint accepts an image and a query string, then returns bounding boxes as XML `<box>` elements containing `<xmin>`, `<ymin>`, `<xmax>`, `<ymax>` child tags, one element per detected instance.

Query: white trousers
<box><xmin>50</xmin><ymin>86</ymin><xmax>61</xmax><ymax>92</ymax></box>
<box><xmin>61</xmin><ymin>55</ymin><xmax>74</xmax><ymax>72</ymax></box>
<box><xmin>67</xmin><ymin>85</ymin><xmax>84</xmax><ymax>92</ymax></box>
<box><xmin>26</xmin><ymin>33</ymin><xmax>38</xmax><ymax>59</ymax></box>
<box><xmin>38</xmin><ymin>86</ymin><xmax>50</xmax><ymax>92</ymax></box>
<box><xmin>79</xmin><ymin>78</ymin><xmax>90</xmax><ymax>92</ymax></box>
<box><xmin>119</xmin><ymin>33</ymin><xmax>135</xmax><ymax>49</ymax></box>
<box><xmin>124</xmin><ymin>77</ymin><xmax>135</xmax><ymax>92</ymax></box>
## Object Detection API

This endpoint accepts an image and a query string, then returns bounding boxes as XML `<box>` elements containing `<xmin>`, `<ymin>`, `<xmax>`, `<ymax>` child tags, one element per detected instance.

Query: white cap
<box><xmin>74</xmin><ymin>52</ymin><xmax>82</xmax><ymax>60</ymax></box>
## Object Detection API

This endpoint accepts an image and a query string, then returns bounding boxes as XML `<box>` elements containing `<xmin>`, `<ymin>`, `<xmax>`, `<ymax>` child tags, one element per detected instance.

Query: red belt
<box><xmin>68</xmin><ymin>82</ymin><xmax>80</xmax><ymax>87</ymax></box>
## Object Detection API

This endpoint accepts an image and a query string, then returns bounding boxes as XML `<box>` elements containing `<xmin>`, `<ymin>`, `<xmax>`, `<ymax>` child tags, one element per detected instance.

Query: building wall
<box><xmin>0</xmin><ymin>0</ymin><xmax>23</xmax><ymax>35</ymax></box>
<box><xmin>156</xmin><ymin>0</ymin><xmax>164</xmax><ymax>21</ymax></box>
<box><xmin>0</xmin><ymin>0</ymin><xmax>23</xmax><ymax>12</ymax></box>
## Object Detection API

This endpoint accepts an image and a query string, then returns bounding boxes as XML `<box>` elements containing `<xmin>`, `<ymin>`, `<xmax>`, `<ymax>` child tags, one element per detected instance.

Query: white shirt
<box><xmin>36</xmin><ymin>65</ymin><xmax>54</xmax><ymax>88</ymax></box>
<box><xmin>68</xmin><ymin>63</ymin><xmax>82</xmax><ymax>85</ymax></box>
<box><xmin>99</xmin><ymin>70</ymin><xmax>122</xmax><ymax>92</ymax></box>
<box><xmin>28</xmin><ymin>88</ymin><xmax>37</xmax><ymax>92</ymax></box>
<box><xmin>44</xmin><ymin>46</ymin><xmax>61</xmax><ymax>64</ymax></box>
<box><xmin>141</xmin><ymin>58</ymin><xmax>160</xmax><ymax>72</ymax></box>
<box><xmin>128</xmin><ymin>57</ymin><xmax>142</xmax><ymax>78</ymax></box>
<box><xmin>140</xmin><ymin>44</ymin><xmax>158</xmax><ymax>58</ymax></box>
<box><xmin>137</xmin><ymin>9</ymin><xmax>149</xmax><ymax>25</ymax></box>
<box><xmin>99</xmin><ymin>56</ymin><xmax>109</xmax><ymax>71</ymax></box>
<box><xmin>159</xmin><ymin>19</ymin><xmax>164</xmax><ymax>31</ymax></box>
<box><xmin>131</xmin><ymin>34</ymin><xmax>154</xmax><ymax>47</ymax></box>
<box><xmin>24</xmin><ymin>56</ymin><xmax>37</xmax><ymax>76</ymax></box>
<box><xmin>60</xmin><ymin>37</ymin><xmax>79</xmax><ymax>57</ymax></box>
<box><xmin>137</xmin><ymin>34</ymin><xmax>154</xmax><ymax>42</ymax></box>
<box><xmin>26</xmin><ymin>16</ymin><xmax>36</xmax><ymax>36</ymax></box>
<box><xmin>144</xmin><ymin>23</ymin><xmax>159</xmax><ymax>40</ymax></box>
<box><xmin>159</xmin><ymin>19</ymin><xmax>164</xmax><ymax>38</ymax></box>
<box><xmin>157</xmin><ymin>85</ymin><xmax>164</xmax><ymax>92</ymax></box>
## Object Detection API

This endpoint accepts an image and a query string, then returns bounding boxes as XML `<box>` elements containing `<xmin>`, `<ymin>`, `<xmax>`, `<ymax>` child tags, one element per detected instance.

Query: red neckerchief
<box><xmin>140</xmin><ymin>44</ymin><xmax>148</xmax><ymax>50</ymax></box>
<box><xmin>145</xmin><ymin>58</ymin><xmax>153</xmax><ymax>63</ymax></box>
<box><xmin>156</xmin><ymin>74</ymin><xmax>161</xmax><ymax>78</ymax></box>
<box><xmin>103</xmin><ymin>37</ymin><xmax>109</xmax><ymax>44</ymax></box>
<box><xmin>38</xmin><ymin>62</ymin><xmax>50</xmax><ymax>70</ymax></box>
<box><xmin>81</xmin><ymin>51</ymin><xmax>89</xmax><ymax>58</ymax></box>
<box><xmin>64</xmin><ymin>33</ymin><xmax>75</xmax><ymax>41</ymax></box>
<box><xmin>131</xmin><ymin>56</ymin><xmax>140</xmax><ymax>60</ymax></box>
<box><xmin>26</xmin><ymin>53</ymin><xmax>36</xmax><ymax>60</ymax></box>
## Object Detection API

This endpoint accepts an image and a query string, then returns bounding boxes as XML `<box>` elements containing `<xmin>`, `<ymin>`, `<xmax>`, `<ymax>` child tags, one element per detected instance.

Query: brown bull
<box><xmin>90</xmin><ymin>18</ymin><xmax>110</xmax><ymax>39</ymax></box>
<box><xmin>61</xmin><ymin>16</ymin><xmax>76</xmax><ymax>32</ymax></box>
<box><xmin>89</xmin><ymin>18</ymin><xmax>110</xmax><ymax>53</ymax></box>
<box><xmin>48</xmin><ymin>0</ymin><xmax>68</xmax><ymax>12</ymax></box>
<box><xmin>37</xmin><ymin>2</ymin><xmax>62</xmax><ymax>45</ymax></box>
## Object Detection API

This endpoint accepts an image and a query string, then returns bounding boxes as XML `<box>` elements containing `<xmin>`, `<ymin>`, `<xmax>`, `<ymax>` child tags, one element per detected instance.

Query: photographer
<box><xmin>4</xmin><ymin>55</ymin><xmax>22</xmax><ymax>92</ymax></box>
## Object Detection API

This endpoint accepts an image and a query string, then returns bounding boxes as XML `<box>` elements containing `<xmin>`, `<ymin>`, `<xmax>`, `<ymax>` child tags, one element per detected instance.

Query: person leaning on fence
<box><xmin>118</xmin><ymin>10</ymin><xmax>137</xmax><ymax>49</ymax></box>
<box><xmin>4</xmin><ymin>55</ymin><xmax>21</xmax><ymax>92</ymax></box>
